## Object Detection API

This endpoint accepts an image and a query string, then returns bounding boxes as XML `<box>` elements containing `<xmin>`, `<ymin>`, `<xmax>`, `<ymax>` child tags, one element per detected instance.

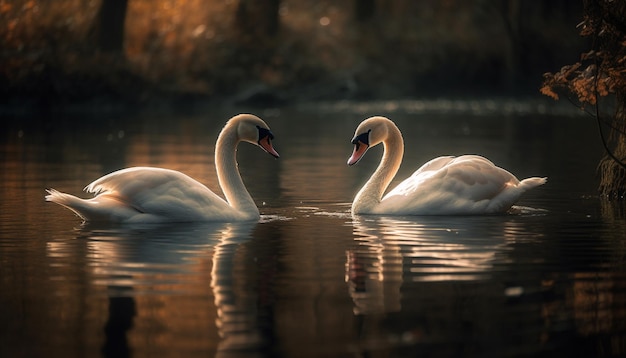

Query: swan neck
<box><xmin>353</xmin><ymin>124</ymin><xmax>404</xmax><ymax>213</ymax></box>
<box><xmin>215</xmin><ymin>125</ymin><xmax>259</xmax><ymax>217</ymax></box>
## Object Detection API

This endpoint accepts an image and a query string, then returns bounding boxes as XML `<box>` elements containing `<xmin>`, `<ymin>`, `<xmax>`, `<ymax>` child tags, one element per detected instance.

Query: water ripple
<box><xmin>347</xmin><ymin>216</ymin><xmax>537</xmax><ymax>287</ymax></box>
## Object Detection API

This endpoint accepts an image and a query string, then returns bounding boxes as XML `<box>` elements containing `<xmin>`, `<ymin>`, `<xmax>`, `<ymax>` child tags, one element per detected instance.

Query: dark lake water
<box><xmin>2</xmin><ymin>99</ymin><xmax>626</xmax><ymax>357</ymax></box>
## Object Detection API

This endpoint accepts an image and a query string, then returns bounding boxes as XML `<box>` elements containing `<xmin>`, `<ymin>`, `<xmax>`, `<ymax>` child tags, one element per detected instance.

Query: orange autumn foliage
<box><xmin>542</xmin><ymin>1</ymin><xmax>626</xmax><ymax>106</ymax></box>
<box><xmin>543</xmin><ymin>0</ymin><xmax>626</xmax><ymax>197</ymax></box>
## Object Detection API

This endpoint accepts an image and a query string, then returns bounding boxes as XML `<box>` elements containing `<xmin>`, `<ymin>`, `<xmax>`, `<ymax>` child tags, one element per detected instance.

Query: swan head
<box><xmin>233</xmin><ymin>114</ymin><xmax>280</xmax><ymax>158</ymax></box>
<box><xmin>347</xmin><ymin>116</ymin><xmax>393</xmax><ymax>165</ymax></box>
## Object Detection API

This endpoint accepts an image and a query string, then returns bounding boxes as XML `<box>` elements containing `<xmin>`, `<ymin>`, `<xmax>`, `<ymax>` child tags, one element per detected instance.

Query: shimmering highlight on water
<box><xmin>2</xmin><ymin>103</ymin><xmax>625</xmax><ymax>357</ymax></box>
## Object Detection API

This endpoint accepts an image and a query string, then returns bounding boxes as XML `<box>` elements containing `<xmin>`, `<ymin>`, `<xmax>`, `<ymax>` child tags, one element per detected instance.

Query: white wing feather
<box><xmin>83</xmin><ymin>167</ymin><xmax>236</xmax><ymax>221</ymax></box>
<box><xmin>379</xmin><ymin>155</ymin><xmax>542</xmax><ymax>215</ymax></box>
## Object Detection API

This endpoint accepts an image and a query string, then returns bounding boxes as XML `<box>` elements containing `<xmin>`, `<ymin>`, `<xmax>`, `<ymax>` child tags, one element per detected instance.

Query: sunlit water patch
<box><xmin>45</xmin><ymin>222</ymin><xmax>257</xmax><ymax>296</ymax></box>
<box><xmin>348</xmin><ymin>216</ymin><xmax>525</xmax><ymax>286</ymax></box>
<box><xmin>3</xmin><ymin>105</ymin><xmax>626</xmax><ymax>357</ymax></box>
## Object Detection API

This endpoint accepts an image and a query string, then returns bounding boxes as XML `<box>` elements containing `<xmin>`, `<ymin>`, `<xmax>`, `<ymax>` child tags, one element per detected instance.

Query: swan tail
<box><xmin>485</xmin><ymin>177</ymin><xmax>547</xmax><ymax>213</ymax></box>
<box><xmin>518</xmin><ymin>177</ymin><xmax>547</xmax><ymax>191</ymax></box>
<box><xmin>46</xmin><ymin>188</ymin><xmax>148</xmax><ymax>223</ymax></box>
<box><xmin>45</xmin><ymin>188</ymin><xmax>91</xmax><ymax>221</ymax></box>
<box><xmin>46</xmin><ymin>188</ymin><xmax>124</xmax><ymax>222</ymax></box>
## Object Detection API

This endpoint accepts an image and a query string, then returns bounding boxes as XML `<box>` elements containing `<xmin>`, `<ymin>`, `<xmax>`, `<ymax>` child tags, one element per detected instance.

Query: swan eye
<box><xmin>257</xmin><ymin>126</ymin><xmax>275</xmax><ymax>142</ymax></box>
<box><xmin>351</xmin><ymin>130</ymin><xmax>370</xmax><ymax>145</ymax></box>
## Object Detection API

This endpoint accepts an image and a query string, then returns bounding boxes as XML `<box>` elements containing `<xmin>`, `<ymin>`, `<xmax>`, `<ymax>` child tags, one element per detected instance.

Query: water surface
<box><xmin>1</xmin><ymin>100</ymin><xmax>625</xmax><ymax>357</ymax></box>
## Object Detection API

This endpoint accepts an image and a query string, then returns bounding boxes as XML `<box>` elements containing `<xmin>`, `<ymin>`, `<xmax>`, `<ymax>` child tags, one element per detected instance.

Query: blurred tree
<box><xmin>95</xmin><ymin>0</ymin><xmax>128</xmax><ymax>53</ymax></box>
<box><xmin>542</xmin><ymin>0</ymin><xmax>626</xmax><ymax>197</ymax></box>
<box><xmin>490</xmin><ymin>0</ymin><xmax>582</xmax><ymax>89</ymax></box>
<box><xmin>492</xmin><ymin>0</ymin><xmax>522</xmax><ymax>87</ymax></box>
<box><xmin>235</xmin><ymin>0</ymin><xmax>280</xmax><ymax>40</ymax></box>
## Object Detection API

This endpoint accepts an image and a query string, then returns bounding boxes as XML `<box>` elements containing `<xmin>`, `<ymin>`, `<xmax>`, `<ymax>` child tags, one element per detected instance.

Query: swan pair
<box><xmin>46</xmin><ymin>114</ymin><xmax>546</xmax><ymax>223</ymax></box>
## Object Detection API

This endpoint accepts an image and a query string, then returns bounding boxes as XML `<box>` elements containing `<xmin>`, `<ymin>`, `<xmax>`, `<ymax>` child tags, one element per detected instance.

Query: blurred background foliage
<box><xmin>0</xmin><ymin>0</ymin><xmax>585</xmax><ymax>106</ymax></box>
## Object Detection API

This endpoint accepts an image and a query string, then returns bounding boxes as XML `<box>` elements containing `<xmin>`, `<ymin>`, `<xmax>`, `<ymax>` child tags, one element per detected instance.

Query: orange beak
<box><xmin>347</xmin><ymin>140</ymin><xmax>369</xmax><ymax>165</ymax></box>
<box><xmin>259</xmin><ymin>136</ymin><xmax>280</xmax><ymax>158</ymax></box>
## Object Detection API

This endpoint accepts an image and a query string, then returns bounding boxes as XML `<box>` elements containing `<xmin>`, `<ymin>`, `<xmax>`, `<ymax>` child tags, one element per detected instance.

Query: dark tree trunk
<box><xmin>96</xmin><ymin>0</ymin><xmax>129</xmax><ymax>53</ymax></box>
<box><xmin>498</xmin><ymin>0</ymin><xmax>522</xmax><ymax>88</ymax></box>
<box><xmin>355</xmin><ymin>0</ymin><xmax>376</xmax><ymax>23</ymax></box>
<box><xmin>598</xmin><ymin>92</ymin><xmax>626</xmax><ymax>198</ymax></box>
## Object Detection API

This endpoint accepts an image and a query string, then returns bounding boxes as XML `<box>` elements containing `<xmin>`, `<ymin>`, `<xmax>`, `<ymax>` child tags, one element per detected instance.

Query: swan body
<box><xmin>348</xmin><ymin>116</ymin><xmax>546</xmax><ymax>215</ymax></box>
<box><xmin>46</xmin><ymin>114</ymin><xmax>279</xmax><ymax>223</ymax></box>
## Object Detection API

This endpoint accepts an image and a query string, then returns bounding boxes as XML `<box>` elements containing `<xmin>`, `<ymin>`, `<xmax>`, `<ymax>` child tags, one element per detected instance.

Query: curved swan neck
<box><xmin>215</xmin><ymin>122</ymin><xmax>259</xmax><ymax>217</ymax></box>
<box><xmin>352</xmin><ymin>122</ymin><xmax>404</xmax><ymax>214</ymax></box>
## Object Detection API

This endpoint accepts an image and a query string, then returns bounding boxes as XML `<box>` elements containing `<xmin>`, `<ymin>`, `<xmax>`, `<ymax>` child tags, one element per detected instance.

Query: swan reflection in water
<box><xmin>46</xmin><ymin>221</ymin><xmax>270</xmax><ymax>356</ymax></box>
<box><xmin>346</xmin><ymin>215</ymin><xmax>539</xmax><ymax>315</ymax></box>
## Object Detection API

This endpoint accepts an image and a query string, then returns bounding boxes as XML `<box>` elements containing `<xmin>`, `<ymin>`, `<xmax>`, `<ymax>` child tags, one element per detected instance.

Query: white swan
<box><xmin>46</xmin><ymin>114</ymin><xmax>280</xmax><ymax>223</ymax></box>
<box><xmin>347</xmin><ymin>116</ymin><xmax>546</xmax><ymax>215</ymax></box>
